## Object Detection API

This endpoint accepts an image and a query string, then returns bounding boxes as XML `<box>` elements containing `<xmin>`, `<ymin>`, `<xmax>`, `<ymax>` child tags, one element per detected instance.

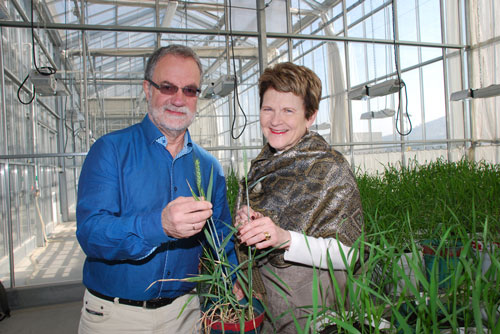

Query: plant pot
<box><xmin>471</xmin><ymin>240</ymin><xmax>499</xmax><ymax>281</ymax></box>
<box><xmin>203</xmin><ymin>297</ymin><xmax>265</xmax><ymax>334</ymax></box>
<box><xmin>395</xmin><ymin>250</ymin><xmax>421</xmax><ymax>297</ymax></box>
<box><xmin>393</xmin><ymin>299</ymin><xmax>468</xmax><ymax>332</ymax></box>
<box><xmin>421</xmin><ymin>240</ymin><xmax>462</xmax><ymax>290</ymax></box>
<box><xmin>393</xmin><ymin>301</ymin><xmax>418</xmax><ymax>334</ymax></box>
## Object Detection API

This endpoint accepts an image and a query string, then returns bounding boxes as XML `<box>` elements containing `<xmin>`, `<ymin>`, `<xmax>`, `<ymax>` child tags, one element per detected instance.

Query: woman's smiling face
<box><xmin>260</xmin><ymin>88</ymin><xmax>317</xmax><ymax>152</ymax></box>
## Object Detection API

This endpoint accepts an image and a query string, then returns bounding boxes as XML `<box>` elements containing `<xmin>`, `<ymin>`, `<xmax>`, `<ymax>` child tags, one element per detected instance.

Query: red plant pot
<box><xmin>203</xmin><ymin>298</ymin><xmax>265</xmax><ymax>334</ymax></box>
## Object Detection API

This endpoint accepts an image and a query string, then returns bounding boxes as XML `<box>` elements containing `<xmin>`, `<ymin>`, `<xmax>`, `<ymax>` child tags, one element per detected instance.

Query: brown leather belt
<box><xmin>88</xmin><ymin>288</ymin><xmax>176</xmax><ymax>309</ymax></box>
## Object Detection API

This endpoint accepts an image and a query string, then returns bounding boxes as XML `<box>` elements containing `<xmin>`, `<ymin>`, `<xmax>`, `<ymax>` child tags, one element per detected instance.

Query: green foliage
<box><xmin>225</xmin><ymin>158</ymin><xmax>500</xmax><ymax>332</ymax></box>
<box><xmin>226</xmin><ymin>168</ymin><xmax>240</xmax><ymax>217</ymax></box>
<box><xmin>356</xmin><ymin>159</ymin><xmax>500</xmax><ymax>243</ymax></box>
<box><xmin>151</xmin><ymin>159</ymin><xmax>265</xmax><ymax>331</ymax></box>
<box><xmin>304</xmin><ymin>219</ymin><xmax>500</xmax><ymax>333</ymax></box>
<box><xmin>301</xmin><ymin>159</ymin><xmax>500</xmax><ymax>333</ymax></box>
<box><xmin>192</xmin><ymin>156</ymin><xmax>274</xmax><ymax>331</ymax></box>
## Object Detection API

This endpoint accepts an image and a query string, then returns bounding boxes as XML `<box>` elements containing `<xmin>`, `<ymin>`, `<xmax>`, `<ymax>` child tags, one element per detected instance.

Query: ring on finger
<box><xmin>263</xmin><ymin>231</ymin><xmax>271</xmax><ymax>241</ymax></box>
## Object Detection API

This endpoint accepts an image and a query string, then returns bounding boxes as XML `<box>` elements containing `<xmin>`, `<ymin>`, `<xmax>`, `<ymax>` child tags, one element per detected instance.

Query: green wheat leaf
<box><xmin>186</xmin><ymin>180</ymin><xmax>199</xmax><ymax>201</ymax></box>
<box><xmin>207</xmin><ymin>165</ymin><xmax>214</xmax><ymax>203</ymax></box>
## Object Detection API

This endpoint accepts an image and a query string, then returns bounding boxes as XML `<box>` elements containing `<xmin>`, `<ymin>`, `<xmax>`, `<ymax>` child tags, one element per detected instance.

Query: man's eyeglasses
<box><xmin>146</xmin><ymin>79</ymin><xmax>200</xmax><ymax>97</ymax></box>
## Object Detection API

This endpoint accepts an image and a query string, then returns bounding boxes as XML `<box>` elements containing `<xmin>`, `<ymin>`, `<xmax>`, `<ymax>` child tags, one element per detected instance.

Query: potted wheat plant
<box><xmin>150</xmin><ymin>156</ymin><xmax>272</xmax><ymax>333</ymax></box>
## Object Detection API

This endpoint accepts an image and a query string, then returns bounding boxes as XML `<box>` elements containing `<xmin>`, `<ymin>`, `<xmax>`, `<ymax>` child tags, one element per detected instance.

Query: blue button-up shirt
<box><xmin>76</xmin><ymin>114</ymin><xmax>236</xmax><ymax>300</ymax></box>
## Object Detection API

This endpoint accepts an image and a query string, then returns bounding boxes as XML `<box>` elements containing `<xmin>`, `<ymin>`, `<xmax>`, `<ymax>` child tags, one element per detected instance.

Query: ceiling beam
<box><xmin>64</xmin><ymin>46</ymin><xmax>259</xmax><ymax>58</ymax></box>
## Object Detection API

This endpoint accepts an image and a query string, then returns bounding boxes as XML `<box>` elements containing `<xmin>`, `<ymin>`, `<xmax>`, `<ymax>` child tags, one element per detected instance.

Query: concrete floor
<box><xmin>1</xmin><ymin>220</ymin><xmax>85</xmax><ymax>333</ymax></box>
<box><xmin>0</xmin><ymin>301</ymin><xmax>81</xmax><ymax>334</ymax></box>
<box><xmin>11</xmin><ymin>221</ymin><xmax>86</xmax><ymax>287</ymax></box>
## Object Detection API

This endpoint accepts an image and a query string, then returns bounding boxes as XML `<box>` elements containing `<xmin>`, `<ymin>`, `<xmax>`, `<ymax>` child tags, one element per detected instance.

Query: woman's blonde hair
<box><xmin>258</xmin><ymin>62</ymin><xmax>322</xmax><ymax>120</ymax></box>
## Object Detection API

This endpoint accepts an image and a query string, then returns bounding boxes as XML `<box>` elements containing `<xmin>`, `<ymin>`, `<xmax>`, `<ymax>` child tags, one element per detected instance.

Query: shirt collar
<box><xmin>141</xmin><ymin>114</ymin><xmax>164</xmax><ymax>143</ymax></box>
<box><xmin>141</xmin><ymin>114</ymin><xmax>193</xmax><ymax>155</ymax></box>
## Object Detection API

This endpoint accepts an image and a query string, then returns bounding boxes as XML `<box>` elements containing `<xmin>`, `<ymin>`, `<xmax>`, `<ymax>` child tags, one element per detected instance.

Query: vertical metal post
<box><xmin>56</xmin><ymin>98</ymin><xmax>69</xmax><ymax>222</ymax></box>
<box><xmin>32</xmin><ymin>91</ymin><xmax>44</xmax><ymax>247</ymax></box>
<box><xmin>256</xmin><ymin>0</ymin><xmax>267</xmax><ymax>74</ymax></box>
<box><xmin>285</xmin><ymin>0</ymin><xmax>293</xmax><ymax>61</ymax></box>
<box><xmin>415</xmin><ymin>0</ymin><xmax>426</xmax><ymax>152</ymax></box>
<box><xmin>361</xmin><ymin>5</ymin><xmax>372</xmax><ymax>147</ymax></box>
<box><xmin>462</xmin><ymin>0</ymin><xmax>474</xmax><ymax>159</ymax></box>
<box><xmin>342</xmin><ymin>1</ymin><xmax>355</xmax><ymax>168</ymax></box>
<box><xmin>392</xmin><ymin>0</ymin><xmax>406</xmax><ymax>167</ymax></box>
<box><xmin>439</xmin><ymin>0</ymin><xmax>452</xmax><ymax>162</ymax></box>
<box><xmin>29</xmin><ymin>19</ymin><xmax>43</xmax><ymax>247</ymax></box>
<box><xmin>256</xmin><ymin>0</ymin><xmax>267</xmax><ymax>146</ymax></box>
<box><xmin>224</xmin><ymin>0</ymin><xmax>236</xmax><ymax>171</ymax></box>
<box><xmin>0</xmin><ymin>27</ymin><xmax>15</xmax><ymax>288</ymax></box>
<box><xmin>155</xmin><ymin>0</ymin><xmax>161</xmax><ymax>47</ymax></box>
<box><xmin>81</xmin><ymin>0</ymin><xmax>90</xmax><ymax>151</ymax></box>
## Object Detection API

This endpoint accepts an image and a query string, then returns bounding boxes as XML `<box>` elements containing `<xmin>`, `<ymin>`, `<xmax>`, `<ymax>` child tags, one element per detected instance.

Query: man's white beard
<box><xmin>148</xmin><ymin>101</ymin><xmax>195</xmax><ymax>132</ymax></box>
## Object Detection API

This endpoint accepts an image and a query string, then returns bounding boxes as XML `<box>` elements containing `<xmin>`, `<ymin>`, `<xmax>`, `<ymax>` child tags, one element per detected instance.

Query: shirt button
<box><xmin>174</xmin><ymin>186</ymin><xmax>178</xmax><ymax>191</ymax></box>
<box><xmin>167</xmin><ymin>271</ymin><xmax>171</xmax><ymax>276</ymax></box>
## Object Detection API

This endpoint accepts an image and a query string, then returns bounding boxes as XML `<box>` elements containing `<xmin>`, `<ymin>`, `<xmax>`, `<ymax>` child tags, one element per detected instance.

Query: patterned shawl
<box><xmin>235</xmin><ymin>131</ymin><xmax>364</xmax><ymax>267</ymax></box>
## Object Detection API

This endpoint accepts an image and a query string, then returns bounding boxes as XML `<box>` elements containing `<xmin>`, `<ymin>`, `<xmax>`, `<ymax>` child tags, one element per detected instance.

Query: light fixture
<box><xmin>450</xmin><ymin>84</ymin><xmax>500</xmax><ymax>101</ymax></box>
<box><xmin>360</xmin><ymin>108</ymin><xmax>395</xmax><ymax>120</ymax></box>
<box><xmin>29</xmin><ymin>69</ymin><xmax>57</xmax><ymax>95</ymax></box>
<box><xmin>348</xmin><ymin>86</ymin><xmax>369</xmax><ymax>101</ymax></box>
<box><xmin>310</xmin><ymin>122</ymin><xmax>330</xmax><ymax>130</ymax></box>
<box><xmin>161</xmin><ymin>0</ymin><xmax>178</xmax><ymax>27</ymax></box>
<box><xmin>202</xmin><ymin>82</ymin><xmax>215</xmax><ymax>99</ymax></box>
<box><xmin>201</xmin><ymin>75</ymin><xmax>236</xmax><ymax>99</ymax></box>
<box><xmin>29</xmin><ymin>69</ymin><xmax>69</xmax><ymax>96</ymax></box>
<box><xmin>348</xmin><ymin>79</ymin><xmax>403</xmax><ymax>100</ymax></box>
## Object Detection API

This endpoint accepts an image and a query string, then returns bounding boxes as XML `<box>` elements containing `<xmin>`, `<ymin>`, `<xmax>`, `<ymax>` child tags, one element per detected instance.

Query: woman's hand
<box><xmin>234</xmin><ymin>205</ymin><xmax>262</xmax><ymax>227</ymax></box>
<box><xmin>235</xmin><ymin>206</ymin><xmax>291</xmax><ymax>250</ymax></box>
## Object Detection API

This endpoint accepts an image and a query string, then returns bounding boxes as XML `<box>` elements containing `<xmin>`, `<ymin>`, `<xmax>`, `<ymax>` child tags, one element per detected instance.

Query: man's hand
<box><xmin>161</xmin><ymin>196</ymin><xmax>212</xmax><ymax>238</ymax></box>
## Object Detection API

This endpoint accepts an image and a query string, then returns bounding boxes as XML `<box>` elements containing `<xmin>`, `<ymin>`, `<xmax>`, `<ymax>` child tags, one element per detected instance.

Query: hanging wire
<box><xmin>17</xmin><ymin>0</ymin><xmax>57</xmax><ymax>105</ymax></box>
<box><xmin>391</xmin><ymin>0</ymin><xmax>412</xmax><ymax>136</ymax></box>
<box><xmin>228</xmin><ymin>0</ymin><xmax>248</xmax><ymax>140</ymax></box>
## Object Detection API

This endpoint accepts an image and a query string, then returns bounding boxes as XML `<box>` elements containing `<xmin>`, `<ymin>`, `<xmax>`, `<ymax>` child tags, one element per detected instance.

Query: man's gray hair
<box><xmin>144</xmin><ymin>45</ymin><xmax>203</xmax><ymax>81</ymax></box>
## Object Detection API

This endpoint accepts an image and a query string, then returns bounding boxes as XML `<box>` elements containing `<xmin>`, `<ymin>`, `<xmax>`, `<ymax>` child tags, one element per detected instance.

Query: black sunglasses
<box><xmin>146</xmin><ymin>79</ymin><xmax>200</xmax><ymax>97</ymax></box>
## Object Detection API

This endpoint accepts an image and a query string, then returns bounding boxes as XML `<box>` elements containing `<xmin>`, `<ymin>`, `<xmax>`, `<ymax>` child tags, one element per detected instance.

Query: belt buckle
<box><xmin>142</xmin><ymin>297</ymin><xmax>174</xmax><ymax>309</ymax></box>
<box><xmin>143</xmin><ymin>299</ymin><xmax>159</xmax><ymax>309</ymax></box>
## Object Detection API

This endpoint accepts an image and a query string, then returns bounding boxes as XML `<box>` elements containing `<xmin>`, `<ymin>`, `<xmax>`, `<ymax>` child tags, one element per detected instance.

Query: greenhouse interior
<box><xmin>0</xmin><ymin>0</ymin><xmax>499</xmax><ymax>332</ymax></box>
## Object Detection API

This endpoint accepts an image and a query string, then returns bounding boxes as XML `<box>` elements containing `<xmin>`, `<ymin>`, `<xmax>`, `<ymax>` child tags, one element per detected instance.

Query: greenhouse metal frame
<box><xmin>0</xmin><ymin>0</ymin><xmax>498</xmax><ymax>292</ymax></box>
